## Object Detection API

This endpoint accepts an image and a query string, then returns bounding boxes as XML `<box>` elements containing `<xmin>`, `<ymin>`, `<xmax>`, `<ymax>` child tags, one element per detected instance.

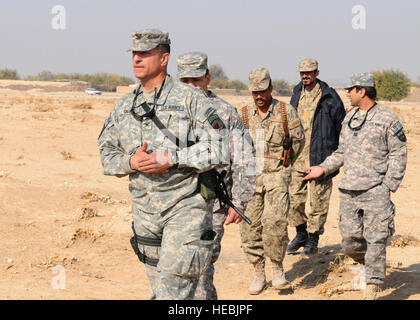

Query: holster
<box><xmin>130</xmin><ymin>223</ymin><xmax>161</xmax><ymax>267</ymax></box>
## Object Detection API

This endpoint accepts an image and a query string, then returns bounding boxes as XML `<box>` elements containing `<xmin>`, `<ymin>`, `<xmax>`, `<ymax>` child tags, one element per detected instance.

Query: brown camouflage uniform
<box><xmin>240</xmin><ymin>98</ymin><xmax>305</xmax><ymax>265</ymax></box>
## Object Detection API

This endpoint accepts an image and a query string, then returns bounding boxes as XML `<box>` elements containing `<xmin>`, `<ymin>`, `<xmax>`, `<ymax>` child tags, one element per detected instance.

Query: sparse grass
<box><xmin>319</xmin><ymin>281</ymin><xmax>355</xmax><ymax>297</ymax></box>
<box><xmin>33</xmin><ymin>105</ymin><xmax>55</xmax><ymax>112</ymax></box>
<box><xmin>71</xmin><ymin>103</ymin><xmax>92</xmax><ymax>110</ymax></box>
<box><xmin>78</xmin><ymin>207</ymin><xmax>99</xmax><ymax>220</ymax></box>
<box><xmin>390</xmin><ymin>234</ymin><xmax>419</xmax><ymax>248</ymax></box>
<box><xmin>326</xmin><ymin>254</ymin><xmax>348</xmax><ymax>274</ymax></box>
<box><xmin>35</xmin><ymin>255</ymin><xmax>78</xmax><ymax>269</ymax></box>
<box><xmin>61</xmin><ymin>151</ymin><xmax>74</xmax><ymax>160</ymax></box>
<box><xmin>66</xmin><ymin>228</ymin><xmax>104</xmax><ymax>248</ymax></box>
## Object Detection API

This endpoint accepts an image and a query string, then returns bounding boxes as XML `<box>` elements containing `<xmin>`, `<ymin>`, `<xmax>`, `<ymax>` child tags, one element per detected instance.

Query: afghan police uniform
<box><xmin>98</xmin><ymin>29</ymin><xmax>226</xmax><ymax>300</ymax></box>
<box><xmin>177</xmin><ymin>52</ymin><xmax>256</xmax><ymax>300</ymax></box>
<box><xmin>239</xmin><ymin>68</ymin><xmax>305</xmax><ymax>293</ymax></box>
<box><xmin>319</xmin><ymin>73</ymin><xmax>407</xmax><ymax>289</ymax></box>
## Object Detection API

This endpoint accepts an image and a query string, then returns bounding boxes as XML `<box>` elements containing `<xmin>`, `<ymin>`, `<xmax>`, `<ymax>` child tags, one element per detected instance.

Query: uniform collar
<box><xmin>252</xmin><ymin>97</ymin><xmax>276</xmax><ymax>116</ymax></box>
<box><xmin>208</xmin><ymin>90</ymin><xmax>217</xmax><ymax>98</ymax></box>
<box><xmin>134</xmin><ymin>74</ymin><xmax>174</xmax><ymax>106</ymax></box>
<box><xmin>353</xmin><ymin>102</ymin><xmax>379</xmax><ymax>121</ymax></box>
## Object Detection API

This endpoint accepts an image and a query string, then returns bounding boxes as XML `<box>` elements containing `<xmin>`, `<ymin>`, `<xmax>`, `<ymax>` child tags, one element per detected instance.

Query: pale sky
<box><xmin>1</xmin><ymin>0</ymin><xmax>419</xmax><ymax>87</ymax></box>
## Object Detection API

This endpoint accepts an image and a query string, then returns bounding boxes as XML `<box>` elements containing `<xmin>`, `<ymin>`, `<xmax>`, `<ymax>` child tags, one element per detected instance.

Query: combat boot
<box><xmin>248</xmin><ymin>262</ymin><xmax>267</xmax><ymax>295</ymax></box>
<box><xmin>301</xmin><ymin>233</ymin><xmax>319</xmax><ymax>255</ymax></box>
<box><xmin>363</xmin><ymin>284</ymin><xmax>380</xmax><ymax>300</ymax></box>
<box><xmin>287</xmin><ymin>223</ymin><xmax>308</xmax><ymax>253</ymax></box>
<box><xmin>271</xmin><ymin>260</ymin><xmax>290</xmax><ymax>289</ymax></box>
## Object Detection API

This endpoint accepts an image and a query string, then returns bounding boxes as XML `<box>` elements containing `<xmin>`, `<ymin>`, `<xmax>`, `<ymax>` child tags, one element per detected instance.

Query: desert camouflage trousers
<box><xmin>289</xmin><ymin>168</ymin><xmax>333</xmax><ymax>234</ymax></box>
<box><xmin>194</xmin><ymin>204</ymin><xmax>227</xmax><ymax>300</ymax></box>
<box><xmin>240</xmin><ymin>176</ymin><xmax>290</xmax><ymax>265</ymax></box>
<box><xmin>132</xmin><ymin>192</ymin><xmax>214</xmax><ymax>300</ymax></box>
<box><xmin>339</xmin><ymin>183</ymin><xmax>395</xmax><ymax>285</ymax></box>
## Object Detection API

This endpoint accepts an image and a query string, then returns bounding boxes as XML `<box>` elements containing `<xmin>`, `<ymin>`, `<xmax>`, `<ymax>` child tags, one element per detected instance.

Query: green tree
<box><xmin>210</xmin><ymin>78</ymin><xmax>229</xmax><ymax>89</ymax></box>
<box><xmin>209</xmin><ymin>64</ymin><xmax>228</xmax><ymax>80</ymax></box>
<box><xmin>372</xmin><ymin>69</ymin><xmax>411</xmax><ymax>101</ymax></box>
<box><xmin>272</xmin><ymin>79</ymin><xmax>293</xmax><ymax>96</ymax></box>
<box><xmin>24</xmin><ymin>71</ymin><xmax>135</xmax><ymax>91</ymax></box>
<box><xmin>229</xmin><ymin>79</ymin><xmax>247</xmax><ymax>91</ymax></box>
<box><xmin>0</xmin><ymin>68</ymin><xmax>20</xmax><ymax>80</ymax></box>
<box><xmin>35</xmin><ymin>70</ymin><xmax>55</xmax><ymax>81</ymax></box>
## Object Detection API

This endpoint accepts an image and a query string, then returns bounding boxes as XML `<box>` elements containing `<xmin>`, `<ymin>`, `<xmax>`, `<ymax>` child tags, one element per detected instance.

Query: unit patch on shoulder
<box><xmin>208</xmin><ymin>113</ymin><xmax>225</xmax><ymax>129</ymax></box>
<box><xmin>390</xmin><ymin>121</ymin><xmax>406</xmax><ymax>142</ymax></box>
<box><xmin>203</xmin><ymin>106</ymin><xmax>225</xmax><ymax>130</ymax></box>
<box><xmin>292</xmin><ymin>125</ymin><xmax>304</xmax><ymax>140</ymax></box>
<box><xmin>390</xmin><ymin>121</ymin><xmax>403</xmax><ymax>135</ymax></box>
<box><xmin>397</xmin><ymin>130</ymin><xmax>407</xmax><ymax>142</ymax></box>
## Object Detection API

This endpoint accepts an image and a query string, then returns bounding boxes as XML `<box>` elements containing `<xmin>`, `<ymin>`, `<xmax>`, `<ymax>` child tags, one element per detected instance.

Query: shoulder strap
<box><xmin>241</xmin><ymin>105</ymin><xmax>249</xmax><ymax>129</ymax></box>
<box><xmin>279</xmin><ymin>101</ymin><xmax>289</xmax><ymax>138</ymax></box>
<box><xmin>140</xmin><ymin>102</ymin><xmax>188</xmax><ymax>149</ymax></box>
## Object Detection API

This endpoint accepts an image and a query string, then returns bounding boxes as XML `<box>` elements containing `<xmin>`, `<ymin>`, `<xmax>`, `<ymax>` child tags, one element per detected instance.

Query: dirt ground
<box><xmin>0</xmin><ymin>88</ymin><xmax>419</xmax><ymax>300</ymax></box>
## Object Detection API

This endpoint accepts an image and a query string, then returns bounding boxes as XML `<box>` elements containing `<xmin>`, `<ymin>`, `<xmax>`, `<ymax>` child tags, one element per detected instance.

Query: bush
<box><xmin>209</xmin><ymin>65</ymin><xmax>228</xmax><ymax>80</ymax></box>
<box><xmin>372</xmin><ymin>69</ymin><xmax>411</xmax><ymax>101</ymax></box>
<box><xmin>272</xmin><ymin>79</ymin><xmax>293</xmax><ymax>96</ymax></box>
<box><xmin>0</xmin><ymin>68</ymin><xmax>20</xmax><ymax>80</ymax></box>
<box><xmin>25</xmin><ymin>71</ymin><xmax>134</xmax><ymax>92</ymax></box>
<box><xmin>228</xmin><ymin>80</ymin><xmax>247</xmax><ymax>91</ymax></box>
<box><xmin>411</xmin><ymin>80</ymin><xmax>420</xmax><ymax>88</ymax></box>
<box><xmin>210</xmin><ymin>78</ymin><xmax>247</xmax><ymax>91</ymax></box>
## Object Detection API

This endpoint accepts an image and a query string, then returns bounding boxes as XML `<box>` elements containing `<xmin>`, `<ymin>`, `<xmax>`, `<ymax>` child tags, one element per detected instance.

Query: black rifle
<box><xmin>211</xmin><ymin>169</ymin><xmax>252</xmax><ymax>225</ymax></box>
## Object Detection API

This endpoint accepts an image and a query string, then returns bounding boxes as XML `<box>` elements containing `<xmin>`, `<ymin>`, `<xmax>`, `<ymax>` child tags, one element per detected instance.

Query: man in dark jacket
<box><xmin>287</xmin><ymin>59</ymin><xmax>346</xmax><ymax>255</ymax></box>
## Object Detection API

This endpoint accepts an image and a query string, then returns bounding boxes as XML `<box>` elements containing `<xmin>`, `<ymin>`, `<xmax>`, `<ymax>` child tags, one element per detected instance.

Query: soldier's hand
<box><xmin>130</xmin><ymin>142</ymin><xmax>149</xmax><ymax>170</ymax></box>
<box><xmin>303</xmin><ymin>166</ymin><xmax>325</xmax><ymax>180</ymax></box>
<box><xmin>225</xmin><ymin>207</ymin><xmax>243</xmax><ymax>225</ymax></box>
<box><xmin>130</xmin><ymin>142</ymin><xmax>173</xmax><ymax>174</ymax></box>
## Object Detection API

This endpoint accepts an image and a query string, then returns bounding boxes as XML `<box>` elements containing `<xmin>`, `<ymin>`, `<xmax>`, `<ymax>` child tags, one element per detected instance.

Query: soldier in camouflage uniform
<box><xmin>97</xmin><ymin>29</ymin><xmax>227</xmax><ymax>300</ymax></box>
<box><xmin>288</xmin><ymin>59</ymin><xmax>346</xmax><ymax>255</ymax></box>
<box><xmin>177</xmin><ymin>52</ymin><xmax>256</xmax><ymax>300</ymax></box>
<box><xmin>304</xmin><ymin>73</ymin><xmax>407</xmax><ymax>300</ymax></box>
<box><xmin>239</xmin><ymin>68</ymin><xmax>305</xmax><ymax>295</ymax></box>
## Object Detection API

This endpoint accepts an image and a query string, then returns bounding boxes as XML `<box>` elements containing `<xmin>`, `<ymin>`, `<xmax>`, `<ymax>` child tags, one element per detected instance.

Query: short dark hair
<box><xmin>355</xmin><ymin>86</ymin><xmax>377</xmax><ymax>99</ymax></box>
<box><xmin>157</xmin><ymin>44</ymin><xmax>170</xmax><ymax>54</ymax></box>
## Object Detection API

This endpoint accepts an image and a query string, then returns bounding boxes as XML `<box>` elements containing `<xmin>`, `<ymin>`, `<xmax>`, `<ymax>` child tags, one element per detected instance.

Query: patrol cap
<box><xmin>344</xmin><ymin>72</ymin><xmax>376</xmax><ymax>89</ymax></box>
<box><xmin>248</xmin><ymin>68</ymin><xmax>271</xmax><ymax>92</ymax></box>
<box><xmin>128</xmin><ymin>29</ymin><xmax>171</xmax><ymax>52</ymax></box>
<box><xmin>298</xmin><ymin>59</ymin><xmax>318</xmax><ymax>72</ymax></box>
<box><xmin>177</xmin><ymin>52</ymin><xmax>208</xmax><ymax>79</ymax></box>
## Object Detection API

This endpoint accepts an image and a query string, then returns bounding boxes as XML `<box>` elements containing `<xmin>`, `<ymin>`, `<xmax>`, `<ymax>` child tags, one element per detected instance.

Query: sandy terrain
<box><xmin>0</xmin><ymin>87</ymin><xmax>419</xmax><ymax>300</ymax></box>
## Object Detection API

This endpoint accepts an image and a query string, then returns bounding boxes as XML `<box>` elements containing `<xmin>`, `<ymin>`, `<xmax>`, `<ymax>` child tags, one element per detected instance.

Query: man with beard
<box><xmin>287</xmin><ymin>59</ymin><xmax>345</xmax><ymax>255</ymax></box>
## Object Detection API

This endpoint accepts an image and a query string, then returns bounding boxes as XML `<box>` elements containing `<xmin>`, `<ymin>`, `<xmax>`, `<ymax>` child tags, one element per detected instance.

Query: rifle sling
<box><xmin>140</xmin><ymin>102</ymin><xmax>187</xmax><ymax>149</ymax></box>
